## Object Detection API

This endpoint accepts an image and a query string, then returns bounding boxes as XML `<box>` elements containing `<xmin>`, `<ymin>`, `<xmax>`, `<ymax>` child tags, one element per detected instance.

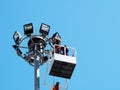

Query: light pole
<box><xmin>13</xmin><ymin>23</ymin><xmax>51</xmax><ymax>90</ymax></box>
<box><xmin>13</xmin><ymin>23</ymin><xmax>77</xmax><ymax>90</ymax></box>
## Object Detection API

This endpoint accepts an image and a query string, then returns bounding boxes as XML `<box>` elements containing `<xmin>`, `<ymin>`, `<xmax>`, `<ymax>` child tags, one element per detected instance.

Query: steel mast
<box><xmin>13</xmin><ymin>23</ymin><xmax>51</xmax><ymax>90</ymax></box>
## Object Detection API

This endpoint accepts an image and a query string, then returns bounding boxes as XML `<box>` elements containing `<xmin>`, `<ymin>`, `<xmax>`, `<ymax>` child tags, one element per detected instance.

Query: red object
<box><xmin>53</xmin><ymin>82</ymin><xmax>59</xmax><ymax>90</ymax></box>
<box><xmin>55</xmin><ymin>45</ymin><xmax>61</xmax><ymax>54</ymax></box>
<box><xmin>55</xmin><ymin>45</ymin><xmax>69</xmax><ymax>55</ymax></box>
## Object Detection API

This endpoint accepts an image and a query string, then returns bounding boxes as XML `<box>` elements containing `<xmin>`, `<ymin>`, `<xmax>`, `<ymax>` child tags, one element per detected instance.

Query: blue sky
<box><xmin>1</xmin><ymin>0</ymin><xmax>120</xmax><ymax>90</ymax></box>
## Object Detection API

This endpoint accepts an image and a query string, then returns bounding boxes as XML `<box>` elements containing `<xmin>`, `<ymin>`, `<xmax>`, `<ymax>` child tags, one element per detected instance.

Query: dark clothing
<box><xmin>55</xmin><ymin>45</ymin><xmax>69</xmax><ymax>55</ymax></box>
<box><xmin>61</xmin><ymin>46</ymin><xmax>69</xmax><ymax>55</ymax></box>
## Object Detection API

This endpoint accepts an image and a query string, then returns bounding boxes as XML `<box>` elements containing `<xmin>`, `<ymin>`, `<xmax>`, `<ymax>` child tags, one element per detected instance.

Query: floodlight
<box><xmin>24</xmin><ymin>23</ymin><xmax>33</xmax><ymax>36</ymax></box>
<box><xmin>13</xmin><ymin>31</ymin><xmax>22</xmax><ymax>44</ymax></box>
<box><xmin>40</xmin><ymin>23</ymin><xmax>50</xmax><ymax>36</ymax></box>
<box><xmin>13</xmin><ymin>45</ymin><xmax>22</xmax><ymax>56</ymax></box>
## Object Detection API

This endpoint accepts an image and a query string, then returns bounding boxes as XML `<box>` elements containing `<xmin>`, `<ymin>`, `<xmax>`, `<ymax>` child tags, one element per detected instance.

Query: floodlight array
<box><xmin>13</xmin><ymin>23</ymin><xmax>51</xmax><ymax>66</ymax></box>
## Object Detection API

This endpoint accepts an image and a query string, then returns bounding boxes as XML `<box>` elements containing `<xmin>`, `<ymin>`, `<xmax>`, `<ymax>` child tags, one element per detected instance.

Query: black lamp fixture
<box><xmin>13</xmin><ymin>31</ymin><xmax>22</xmax><ymax>44</ymax></box>
<box><xmin>39</xmin><ymin>23</ymin><xmax>50</xmax><ymax>36</ymax></box>
<box><xmin>23</xmin><ymin>23</ymin><xmax>33</xmax><ymax>36</ymax></box>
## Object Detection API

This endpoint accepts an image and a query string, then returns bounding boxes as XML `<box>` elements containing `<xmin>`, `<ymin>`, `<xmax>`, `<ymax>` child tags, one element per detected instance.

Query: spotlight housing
<box><xmin>24</xmin><ymin>23</ymin><xmax>33</xmax><ymax>36</ymax></box>
<box><xmin>13</xmin><ymin>31</ymin><xmax>22</xmax><ymax>44</ymax></box>
<box><xmin>40</xmin><ymin>23</ymin><xmax>50</xmax><ymax>36</ymax></box>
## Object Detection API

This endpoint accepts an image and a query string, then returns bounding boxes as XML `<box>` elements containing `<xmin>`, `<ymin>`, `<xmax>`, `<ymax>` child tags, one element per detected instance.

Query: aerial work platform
<box><xmin>49</xmin><ymin>45</ymin><xmax>76</xmax><ymax>79</ymax></box>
